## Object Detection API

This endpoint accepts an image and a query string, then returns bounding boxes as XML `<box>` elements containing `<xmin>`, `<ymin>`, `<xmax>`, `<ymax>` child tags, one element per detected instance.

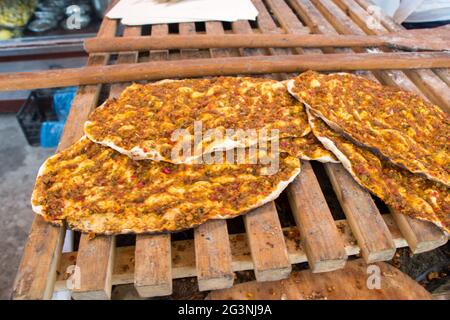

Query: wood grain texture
<box><xmin>12</xmin><ymin>218</ymin><xmax>65</xmax><ymax>300</ymax></box>
<box><xmin>207</xmin><ymin>259</ymin><xmax>432</xmax><ymax>300</ymax></box>
<box><xmin>287</xmin><ymin>162</ymin><xmax>347</xmax><ymax>272</ymax></box>
<box><xmin>325</xmin><ymin>164</ymin><xmax>396</xmax><ymax>262</ymax></box>
<box><xmin>72</xmin><ymin>236</ymin><xmax>115</xmax><ymax>300</ymax></box>
<box><xmin>244</xmin><ymin>202</ymin><xmax>292</xmax><ymax>281</ymax></box>
<box><xmin>267</xmin><ymin>0</ymin><xmax>348</xmax><ymax>272</ymax></box>
<box><xmin>134</xmin><ymin>234</ymin><xmax>172</xmax><ymax>297</ymax></box>
<box><xmin>12</xmin><ymin>15</ymin><xmax>118</xmax><ymax>301</ymax></box>
<box><xmin>390</xmin><ymin>213</ymin><xmax>447</xmax><ymax>254</ymax></box>
<box><xmin>1</xmin><ymin>51</ymin><xmax>449</xmax><ymax>91</ymax></box>
<box><xmin>194</xmin><ymin>220</ymin><xmax>234</xmax><ymax>291</ymax></box>
<box><xmin>53</xmin><ymin>214</ymin><xmax>442</xmax><ymax>292</ymax></box>
<box><xmin>134</xmin><ymin>24</ymin><xmax>173</xmax><ymax>298</ymax></box>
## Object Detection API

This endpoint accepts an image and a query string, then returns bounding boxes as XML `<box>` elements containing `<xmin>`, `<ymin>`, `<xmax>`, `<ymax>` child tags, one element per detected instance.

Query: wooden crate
<box><xmin>12</xmin><ymin>0</ymin><xmax>449</xmax><ymax>300</ymax></box>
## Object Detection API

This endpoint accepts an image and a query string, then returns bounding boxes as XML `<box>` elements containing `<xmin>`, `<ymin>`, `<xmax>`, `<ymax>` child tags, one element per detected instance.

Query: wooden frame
<box><xmin>12</xmin><ymin>0</ymin><xmax>449</xmax><ymax>300</ymax></box>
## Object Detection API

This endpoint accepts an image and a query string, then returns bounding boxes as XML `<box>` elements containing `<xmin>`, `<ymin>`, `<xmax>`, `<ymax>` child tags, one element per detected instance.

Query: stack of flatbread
<box><xmin>287</xmin><ymin>71</ymin><xmax>449</xmax><ymax>233</ymax></box>
<box><xmin>32</xmin><ymin>77</ymin><xmax>339</xmax><ymax>235</ymax></box>
<box><xmin>31</xmin><ymin>73</ymin><xmax>449</xmax><ymax>235</ymax></box>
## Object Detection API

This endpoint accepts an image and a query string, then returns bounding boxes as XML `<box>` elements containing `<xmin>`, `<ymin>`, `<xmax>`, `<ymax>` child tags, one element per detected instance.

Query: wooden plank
<box><xmin>12</xmin><ymin>218</ymin><xmax>65</xmax><ymax>300</ymax></box>
<box><xmin>311</xmin><ymin>0</ymin><xmax>448</xmax><ymax>251</ymax></box>
<box><xmin>334</xmin><ymin>0</ymin><xmax>450</xmax><ymax>113</ymax></box>
<box><xmin>134</xmin><ymin>24</ymin><xmax>173</xmax><ymax>298</ymax></box>
<box><xmin>325</xmin><ymin>164</ymin><xmax>396</xmax><ymax>262</ymax></box>
<box><xmin>390</xmin><ymin>212</ymin><xmax>447</xmax><ymax>254</ymax></box>
<box><xmin>286</xmin><ymin>0</ymin><xmax>396</xmax><ymax>263</ymax></box>
<box><xmin>205</xmin><ymin>22</ymin><xmax>239</xmax><ymax>57</ymax></box>
<box><xmin>179</xmin><ymin>23</ymin><xmax>200</xmax><ymax>59</ymax></box>
<box><xmin>287</xmin><ymin>162</ymin><xmax>347</xmax><ymax>272</ymax></box>
<box><xmin>208</xmin><ymin>259</ymin><xmax>433</xmax><ymax>300</ymax></box>
<box><xmin>134</xmin><ymin>234</ymin><xmax>172</xmax><ymax>297</ymax></box>
<box><xmin>251</xmin><ymin>0</ymin><xmax>297</xmax><ymax>79</ymax></box>
<box><xmin>71</xmin><ymin>236</ymin><xmax>115</xmax><ymax>300</ymax></box>
<box><xmin>232</xmin><ymin>18</ymin><xmax>291</xmax><ymax>281</ymax></box>
<box><xmin>12</xmin><ymin>15</ymin><xmax>118</xmax><ymax>301</ymax></box>
<box><xmin>194</xmin><ymin>220</ymin><xmax>234</xmax><ymax>291</ymax></box>
<box><xmin>109</xmin><ymin>26</ymin><xmax>141</xmax><ymax>96</ymax></box>
<box><xmin>433</xmin><ymin>69</ymin><xmax>450</xmax><ymax>87</ymax></box>
<box><xmin>244</xmin><ymin>202</ymin><xmax>292</xmax><ymax>281</ymax></box>
<box><xmin>71</xmin><ymin>25</ymin><xmax>140</xmax><ymax>301</ymax></box>
<box><xmin>54</xmin><ymin>214</ymin><xmax>425</xmax><ymax>292</ymax></box>
<box><xmin>2</xmin><ymin>50</ymin><xmax>449</xmax><ymax>91</ymax></box>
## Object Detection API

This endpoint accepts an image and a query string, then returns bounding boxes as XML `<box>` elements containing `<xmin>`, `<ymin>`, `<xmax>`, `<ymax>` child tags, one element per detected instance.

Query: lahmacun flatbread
<box><xmin>308</xmin><ymin>112</ymin><xmax>449</xmax><ymax>233</ymax></box>
<box><xmin>279</xmin><ymin>134</ymin><xmax>339</xmax><ymax>163</ymax></box>
<box><xmin>287</xmin><ymin>71</ymin><xmax>450</xmax><ymax>186</ymax></box>
<box><xmin>85</xmin><ymin>77</ymin><xmax>310</xmax><ymax>163</ymax></box>
<box><xmin>31</xmin><ymin>137</ymin><xmax>300</xmax><ymax>235</ymax></box>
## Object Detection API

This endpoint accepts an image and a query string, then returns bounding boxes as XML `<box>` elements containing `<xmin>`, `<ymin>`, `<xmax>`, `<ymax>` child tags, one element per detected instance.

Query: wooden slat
<box><xmin>251</xmin><ymin>0</ymin><xmax>290</xmax><ymax>56</ymax></box>
<box><xmin>109</xmin><ymin>27</ymin><xmax>141</xmax><ymax>97</ymax></box>
<box><xmin>286</xmin><ymin>0</ymin><xmax>396</xmax><ymax>263</ymax></box>
<box><xmin>325</xmin><ymin>164</ymin><xmax>396</xmax><ymax>262</ymax></box>
<box><xmin>390</xmin><ymin>213</ymin><xmax>447</xmax><ymax>254</ymax></box>
<box><xmin>232</xmin><ymin>18</ymin><xmax>292</xmax><ymax>281</ymax></box>
<box><xmin>72</xmin><ymin>25</ymin><xmax>141</xmax><ymax>301</ymax></box>
<box><xmin>205</xmin><ymin>22</ymin><xmax>239</xmax><ymax>57</ymax></box>
<box><xmin>353</xmin><ymin>0</ymin><xmax>450</xmax><ymax>98</ymax></box>
<box><xmin>194</xmin><ymin>220</ymin><xmax>234</xmax><ymax>291</ymax></box>
<box><xmin>287</xmin><ymin>162</ymin><xmax>347</xmax><ymax>272</ymax></box>
<box><xmin>251</xmin><ymin>0</ymin><xmax>296</xmax><ymax>79</ymax></box>
<box><xmin>134</xmin><ymin>24</ymin><xmax>173</xmax><ymax>298</ymax></box>
<box><xmin>334</xmin><ymin>0</ymin><xmax>450</xmax><ymax>113</ymax></box>
<box><xmin>433</xmin><ymin>69</ymin><xmax>450</xmax><ymax>87</ymax></box>
<box><xmin>12</xmin><ymin>218</ymin><xmax>65</xmax><ymax>300</ymax></box>
<box><xmin>71</xmin><ymin>236</ymin><xmax>116</xmax><ymax>300</ymax></box>
<box><xmin>178</xmin><ymin>23</ymin><xmax>201</xmax><ymax>59</ymax></box>
<box><xmin>12</xmin><ymin>15</ymin><xmax>118</xmax><ymax>301</ymax></box>
<box><xmin>54</xmin><ymin>214</ymin><xmax>427</xmax><ymax>292</ymax></box>
<box><xmin>186</xmin><ymin>21</ymin><xmax>234</xmax><ymax>292</ymax></box>
<box><xmin>244</xmin><ymin>202</ymin><xmax>292</xmax><ymax>281</ymax></box>
<box><xmin>311</xmin><ymin>0</ymin><xmax>447</xmax><ymax>252</ymax></box>
<box><xmin>3</xmin><ymin>50</ymin><xmax>449</xmax><ymax>91</ymax></box>
<box><xmin>134</xmin><ymin>234</ymin><xmax>172</xmax><ymax>297</ymax></box>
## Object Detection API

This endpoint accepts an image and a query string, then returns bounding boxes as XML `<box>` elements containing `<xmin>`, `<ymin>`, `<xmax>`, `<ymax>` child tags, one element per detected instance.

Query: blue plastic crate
<box><xmin>40</xmin><ymin>121</ymin><xmax>65</xmax><ymax>148</ymax></box>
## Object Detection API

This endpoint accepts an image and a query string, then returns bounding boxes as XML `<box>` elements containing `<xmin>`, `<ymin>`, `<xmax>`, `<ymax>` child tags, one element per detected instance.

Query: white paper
<box><xmin>107</xmin><ymin>0</ymin><xmax>259</xmax><ymax>25</ymax></box>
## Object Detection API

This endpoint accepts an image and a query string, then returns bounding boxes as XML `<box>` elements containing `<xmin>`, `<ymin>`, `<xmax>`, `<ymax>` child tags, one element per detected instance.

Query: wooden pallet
<box><xmin>12</xmin><ymin>0</ymin><xmax>449</xmax><ymax>300</ymax></box>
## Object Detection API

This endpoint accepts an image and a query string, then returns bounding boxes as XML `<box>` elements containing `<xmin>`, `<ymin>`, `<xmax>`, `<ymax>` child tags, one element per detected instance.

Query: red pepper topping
<box><xmin>162</xmin><ymin>167</ymin><xmax>171</xmax><ymax>174</ymax></box>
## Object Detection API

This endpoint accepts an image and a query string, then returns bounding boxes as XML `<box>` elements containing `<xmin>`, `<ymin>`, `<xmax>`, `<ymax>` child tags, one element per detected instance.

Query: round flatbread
<box><xmin>308</xmin><ymin>112</ymin><xmax>449</xmax><ymax>233</ymax></box>
<box><xmin>84</xmin><ymin>77</ymin><xmax>310</xmax><ymax>163</ymax></box>
<box><xmin>279</xmin><ymin>133</ymin><xmax>339</xmax><ymax>163</ymax></box>
<box><xmin>287</xmin><ymin>71</ymin><xmax>450</xmax><ymax>186</ymax></box>
<box><xmin>31</xmin><ymin>137</ymin><xmax>301</xmax><ymax>235</ymax></box>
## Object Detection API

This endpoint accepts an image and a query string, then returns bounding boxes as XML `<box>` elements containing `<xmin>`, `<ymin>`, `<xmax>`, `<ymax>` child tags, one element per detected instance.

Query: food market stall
<box><xmin>5</xmin><ymin>0</ymin><xmax>449</xmax><ymax>300</ymax></box>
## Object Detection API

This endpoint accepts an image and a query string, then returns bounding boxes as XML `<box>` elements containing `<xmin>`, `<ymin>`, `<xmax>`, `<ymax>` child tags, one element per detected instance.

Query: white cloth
<box><xmin>371</xmin><ymin>0</ymin><xmax>450</xmax><ymax>23</ymax></box>
<box><xmin>107</xmin><ymin>0</ymin><xmax>259</xmax><ymax>26</ymax></box>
